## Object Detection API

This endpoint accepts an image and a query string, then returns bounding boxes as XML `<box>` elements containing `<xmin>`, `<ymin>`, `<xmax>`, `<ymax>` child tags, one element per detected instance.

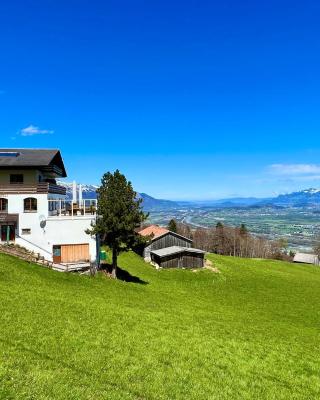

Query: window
<box><xmin>24</xmin><ymin>197</ymin><xmax>37</xmax><ymax>212</ymax></box>
<box><xmin>0</xmin><ymin>198</ymin><xmax>8</xmax><ymax>212</ymax></box>
<box><xmin>0</xmin><ymin>152</ymin><xmax>20</xmax><ymax>157</ymax></box>
<box><xmin>10</xmin><ymin>174</ymin><xmax>24</xmax><ymax>184</ymax></box>
<box><xmin>21</xmin><ymin>228</ymin><xmax>31</xmax><ymax>235</ymax></box>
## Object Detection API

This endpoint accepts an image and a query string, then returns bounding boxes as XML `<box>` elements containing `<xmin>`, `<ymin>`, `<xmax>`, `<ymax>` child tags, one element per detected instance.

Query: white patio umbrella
<box><xmin>72</xmin><ymin>180</ymin><xmax>77</xmax><ymax>203</ymax></box>
<box><xmin>79</xmin><ymin>184</ymin><xmax>83</xmax><ymax>207</ymax></box>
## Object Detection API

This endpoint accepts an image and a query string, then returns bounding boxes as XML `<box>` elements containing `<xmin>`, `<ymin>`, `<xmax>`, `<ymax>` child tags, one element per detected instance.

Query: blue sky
<box><xmin>1</xmin><ymin>0</ymin><xmax>320</xmax><ymax>200</ymax></box>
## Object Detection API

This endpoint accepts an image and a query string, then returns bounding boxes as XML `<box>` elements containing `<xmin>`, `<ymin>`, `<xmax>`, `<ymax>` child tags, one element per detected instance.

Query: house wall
<box><xmin>61</xmin><ymin>244</ymin><xmax>90</xmax><ymax>263</ymax></box>
<box><xmin>1</xmin><ymin>192</ymin><xmax>96</xmax><ymax>262</ymax></box>
<box><xmin>0</xmin><ymin>168</ymin><xmax>57</xmax><ymax>184</ymax></box>
<box><xmin>144</xmin><ymin>233</ymin><xmax>192</xmax><ymax>259</ymax></box>
<box><xmin>15</xmin><ymin>217</ymin><xmax>96</xmax><ymax>262</ymax></box>
<box><xmin>0</xmin><ymin>169</ymin><xmax>40</xmax><ymax>184</ymax></box>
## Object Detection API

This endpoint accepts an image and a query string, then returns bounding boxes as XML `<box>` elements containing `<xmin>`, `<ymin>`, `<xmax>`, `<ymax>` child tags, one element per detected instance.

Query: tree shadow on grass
<box><xmin>100</xmin><ymin>263</ymin><xmax>148</xmax><ymax>285</ymax></box>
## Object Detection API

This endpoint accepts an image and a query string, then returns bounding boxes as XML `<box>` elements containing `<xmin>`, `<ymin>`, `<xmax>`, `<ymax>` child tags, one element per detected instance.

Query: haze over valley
<box><xmin>61</xmin><ymin>182</ymin><xmax>320</xmax><ymax>251</ymax></box>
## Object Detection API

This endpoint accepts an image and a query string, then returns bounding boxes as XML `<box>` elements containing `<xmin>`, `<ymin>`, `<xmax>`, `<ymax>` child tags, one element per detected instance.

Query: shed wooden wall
<box><xmin>151</xmin><ymin>251</ymin><xmax>204</xmax><ymax>269</ymax></box>
<box><xmin>181</xmin><ymin>254</ymin><xmax>204</xmax><ymax>268</ymax></box>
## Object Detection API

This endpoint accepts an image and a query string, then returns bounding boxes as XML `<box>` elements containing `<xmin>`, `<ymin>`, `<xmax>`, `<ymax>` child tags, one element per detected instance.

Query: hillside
<box><xmin>1</xmin><ymin>252</ymin><xmax>320</xmax><ymax>399</ymax></box>
<box><xmin>136</xmin><ymin>192</ymin><xmax>178</xmax><ymax>210</ymax></box>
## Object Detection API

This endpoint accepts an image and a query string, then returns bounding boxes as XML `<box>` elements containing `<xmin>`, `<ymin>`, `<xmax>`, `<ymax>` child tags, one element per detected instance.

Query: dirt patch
<box><xmin>191</xmin><ymin>259</ymin><xmax>220</xmax><ymax>273</ymax></box>
<box><xmin>204</xmin><ymin>258</ymin><xmax>220</xmax><ymax>273</ymax></box>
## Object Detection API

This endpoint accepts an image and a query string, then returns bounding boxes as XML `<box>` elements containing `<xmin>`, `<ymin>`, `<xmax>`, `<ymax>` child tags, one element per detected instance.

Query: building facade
<box><xmin>293</xmin><ymin>253</ymin><xmax>319</xmax><ymax>266</ymax></box>
<box><xmin>0</xmin><ymin>149</ymin><xmax>97</xmax><ymax>266</ymax></box>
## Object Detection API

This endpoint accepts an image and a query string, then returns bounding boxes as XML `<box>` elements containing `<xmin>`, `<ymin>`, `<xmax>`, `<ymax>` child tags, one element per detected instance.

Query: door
<box><xmin>53</xmin><ymin>245</ymin><xmax>62</xmax><ymax>263</ymax></box>
<box><xmin>61</xmin><ymin>244</ymin><xmax>90</xmax><ymax>263</ymax></box>
<box><xmin>1</xmin><ymin>225</ymin><xmax>15</xmax><ymax>242</ymax></box>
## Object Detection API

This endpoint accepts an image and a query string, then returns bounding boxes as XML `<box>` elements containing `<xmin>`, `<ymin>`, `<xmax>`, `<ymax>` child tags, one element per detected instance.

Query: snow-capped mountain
<box><xmin>57</xmin><ymin>181</ymin><xmax>99</xmax><ymax>199</ymax></box>
<box><xmin>264</xmin><ymin>188</ymin><xmax>320</xmax><ymax>207</ymax></box>
<box><xmin>58</xmin><ymin>181</ymin><xmax>320</xmax><ymax>210</ymax></box>
<box><xmin>57</xmin><ymin>181</ymin><xmax>179</xmax><ymax>210</ymax></box>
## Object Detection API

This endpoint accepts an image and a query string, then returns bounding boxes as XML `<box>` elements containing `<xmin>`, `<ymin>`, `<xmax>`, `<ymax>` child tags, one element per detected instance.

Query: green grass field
<box><xmin>1</xmin><ymin>252</ymin><xmax>320</xmax><ymax>399</ymax></box>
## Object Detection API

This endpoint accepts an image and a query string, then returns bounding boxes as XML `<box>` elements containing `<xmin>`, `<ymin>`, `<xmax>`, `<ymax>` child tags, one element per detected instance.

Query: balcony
<box><xmin>0</xmin><ymin>182</ymin><xmax>66</xmax><ymax>195</ymax></box>
<box><xmin>48</xmin><ymin>199</ymin><xmax>97</xmax><ymax>218</ymax></box>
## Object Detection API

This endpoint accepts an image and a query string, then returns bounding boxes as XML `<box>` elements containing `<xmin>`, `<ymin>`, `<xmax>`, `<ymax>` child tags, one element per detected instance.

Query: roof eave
<box><xmin>150</xmin><ymin>231</ymin><xmax>193</xmax><ymax>243</ymax></box>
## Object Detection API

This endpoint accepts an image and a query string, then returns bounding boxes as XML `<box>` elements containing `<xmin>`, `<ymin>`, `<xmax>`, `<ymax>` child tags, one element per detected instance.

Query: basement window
<box><xmin>21</xmin><ymin>228</ymin><xmax>31</xmax><ymax>235</ymax></box>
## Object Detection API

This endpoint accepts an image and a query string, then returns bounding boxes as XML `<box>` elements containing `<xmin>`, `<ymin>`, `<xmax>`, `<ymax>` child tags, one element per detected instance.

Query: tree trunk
<box><xmin>111</xmin><ymin>246</ymin><xmax>117</xmax><ymax>278</ymax></box>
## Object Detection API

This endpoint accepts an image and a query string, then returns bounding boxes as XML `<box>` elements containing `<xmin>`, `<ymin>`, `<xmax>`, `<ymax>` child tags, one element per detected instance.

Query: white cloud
<box><xmin>289</xmin><ymin>174</ymin><xmax>320</xmax><ymax>182</ymax></box>
<box><xmin>20</xmin><ymin>124</ymin><xmax>54</xmax><ymax>136</ymax></box>
<box><xmin>268</xmin><ymin>163</ymin><xmax>320</xmax><ymax>175</ymax></box>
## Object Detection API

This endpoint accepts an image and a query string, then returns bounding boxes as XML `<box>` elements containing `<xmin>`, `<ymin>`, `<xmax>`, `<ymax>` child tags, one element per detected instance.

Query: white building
<box><xmin>0</xmin><ymin>149</ymin><xmax>98</xmax><ymax>267</ymax></box>
<box><xmin>293</xmin><ymin>253</ymin><xmax>319</xmax><ymax>266</ymax></box>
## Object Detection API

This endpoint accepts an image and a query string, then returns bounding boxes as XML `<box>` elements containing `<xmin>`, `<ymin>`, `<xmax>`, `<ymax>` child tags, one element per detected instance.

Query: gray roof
<box><xmin>151</xmin><ymin>246</ymin><xmax>205</xmax><ymax>258</ymax></box>
<box><xmin>0</xmin><ymin>149</ymin><xmax>67</xmax><ymax>177</ymax></box>
<box><xmin>293</xmin><ymin>253</ymin><xmax>319</xmax><ymax>265</ymax></box>
<box><xmin>152</xmin><ymin>231</ymin><xmax>193</xmax><ymax>243</ymax></box>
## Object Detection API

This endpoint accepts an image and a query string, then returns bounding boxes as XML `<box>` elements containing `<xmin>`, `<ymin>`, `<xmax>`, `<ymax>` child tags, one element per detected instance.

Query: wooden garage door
<box><xmin>61</xmin><ymin>244</ymin><xmax>89</xmax><ymax>263</ymax></box>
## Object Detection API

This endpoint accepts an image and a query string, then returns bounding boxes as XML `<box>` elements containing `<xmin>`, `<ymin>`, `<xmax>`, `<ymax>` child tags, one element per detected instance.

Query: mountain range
<box><xmin>58</xmin><ymin>182</ymin><xmax>320</xmax><ymax>209</ymax></box>
<box><xmin>264</xmin><ymin>188</ymin><xmax>320</xmax><ymax>207</ymax></box>
<box><xmin>200</xmin><ymin>189</ymin><xmax>320</xmax><ymax>208</ymax></box>
<box><xmin>58</xmin><ymin>182</ymin><xmax>178</xmax><ymax>210</ymax></box>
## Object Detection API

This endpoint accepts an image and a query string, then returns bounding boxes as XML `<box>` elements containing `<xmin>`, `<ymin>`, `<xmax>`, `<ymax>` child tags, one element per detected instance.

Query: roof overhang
<box><xmin>150</xmin><ymin>231</ymin><xmax>193</xmax><ymax>243</ymax></box>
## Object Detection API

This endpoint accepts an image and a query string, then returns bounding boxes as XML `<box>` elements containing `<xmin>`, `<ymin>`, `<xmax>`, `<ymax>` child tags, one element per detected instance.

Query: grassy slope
<box><xmin>0</xmin><ymin>252</ymin><xmax>320</xmax><ymax>400</ymax></box>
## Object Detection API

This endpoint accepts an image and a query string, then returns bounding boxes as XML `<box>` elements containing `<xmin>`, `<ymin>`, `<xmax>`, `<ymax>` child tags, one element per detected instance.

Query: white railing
<box><xmin>48</xmin><ymin>199</ymin><xmax>97</xmax><ymax>218</ymax></box>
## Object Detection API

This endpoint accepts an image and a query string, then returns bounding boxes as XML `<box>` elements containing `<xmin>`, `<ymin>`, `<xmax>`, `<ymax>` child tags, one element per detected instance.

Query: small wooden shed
<box><xmin>138</xmin><ymin>225</ymin><xmax>193</xmax><ymax>260</ymax></box>
<box><xmin>150</xmin><ymin>246</ymin><xmax>205</xmax><ymax>269</ymax></box>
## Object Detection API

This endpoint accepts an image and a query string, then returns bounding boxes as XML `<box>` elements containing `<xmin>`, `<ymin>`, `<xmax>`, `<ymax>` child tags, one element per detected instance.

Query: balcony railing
<box><xmin>0</xmin><ymin>183</ymin><xmax>66</xmax><ymax>195</ymax></box>
<box><xmin>48</xmin><ymin>199</ymin><xmax>97</xmax><ymax>218</ymax></box>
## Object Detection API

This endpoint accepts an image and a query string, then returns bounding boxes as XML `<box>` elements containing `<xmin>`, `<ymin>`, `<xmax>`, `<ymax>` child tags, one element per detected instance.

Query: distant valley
<box><xmin>59</xmin><ymin>182</ymin><xmax>320</xmax><ymax>251</ymax></box>
<box><xmin>58</xmin><ymin>182</ymin><xmax>178</xmax><ymax>210</ymax></box>
<box><xmin>59</xmin><ymin>182</ymin><xmax>320</xmax><ymax>209</ymax></box>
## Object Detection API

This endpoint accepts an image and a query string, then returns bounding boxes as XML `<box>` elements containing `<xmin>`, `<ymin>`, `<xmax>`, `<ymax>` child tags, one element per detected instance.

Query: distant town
<box><xmin>60</xmin><ymin>182</ymin><xmax>320</xmax><ymax>252</ymax></box>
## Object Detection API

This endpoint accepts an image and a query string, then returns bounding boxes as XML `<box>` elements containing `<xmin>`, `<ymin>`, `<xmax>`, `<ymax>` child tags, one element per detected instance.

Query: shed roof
<box><xmin>151</xmin><ymin>246</ymin><xmax>205</xmax><ymax>258</ymax></box>
<box><xmin>138</xmin><ymin>225</ymin><xmax>169</xmax><ymax>239</ymax></box>
<box><xmin>138</xmin><ymin>224</ymin><xmax>193</xmax><ymax>243</ymax></box>
<box><xmin>293</xmin><ymin>253</ymin><xmax>319</xmax><ymax>265</ymax></box>
<box><xmin>0</xmin><ymin>148</ymin><xmax>67</xmax><ymax>177</ymax></box>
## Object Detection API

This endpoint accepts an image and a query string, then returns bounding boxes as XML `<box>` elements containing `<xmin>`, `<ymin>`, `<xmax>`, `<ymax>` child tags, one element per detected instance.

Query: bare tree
<box><xmin>173</xmin><ymin>221</ymin><xmax>290</xmax><ymax>261</ymax></box>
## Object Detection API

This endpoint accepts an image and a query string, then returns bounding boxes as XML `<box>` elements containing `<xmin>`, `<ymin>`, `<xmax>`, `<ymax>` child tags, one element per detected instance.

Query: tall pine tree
<box><xmin>239</xmin><ymin>223</ymin><xmax>248</xmax><ymax>236</ymax></box>
<box><xmin>90</xmin><ymin>170</ymin><xmax>148</xmax><ymax>278</ymax></box>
